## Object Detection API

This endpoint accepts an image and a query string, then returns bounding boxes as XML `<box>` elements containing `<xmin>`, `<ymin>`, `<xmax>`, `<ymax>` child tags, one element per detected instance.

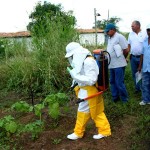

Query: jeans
<box><xmin>130</xmin><ymin>56</ymin><xmax>141</xmax><ymax>91</ymax></box>
<box><xmin>142</xmin><ymin>72</ymin><xmax>150</xmax><ymax>103</ymax></box>
<box><xmin>110</xmin><ymin>67</ymin><xmax>128</xmax><ymax>102</ymax></box>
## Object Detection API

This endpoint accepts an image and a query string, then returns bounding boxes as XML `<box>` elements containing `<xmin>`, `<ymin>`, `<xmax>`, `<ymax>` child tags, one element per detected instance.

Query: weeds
<box><xmin>52</xmin><ymin>138</ymin><xmax>62</xmax><ymax>145</ymax></box>
<box><xmin>23</xmin><ymin>120</ymin><xmax>44</xmax><ymax>140</ymax></box>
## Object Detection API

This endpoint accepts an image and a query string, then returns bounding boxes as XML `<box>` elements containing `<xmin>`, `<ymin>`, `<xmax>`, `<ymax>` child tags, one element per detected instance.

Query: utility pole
<box><xmin>107</xmin><ymin>9</ymin><xmax>109</xmax><ymax>23</ymax></box>
<box><xmin>94</xmin><ymin>8</ymin><xmax>100</xmax><ymax>48</ymax></box>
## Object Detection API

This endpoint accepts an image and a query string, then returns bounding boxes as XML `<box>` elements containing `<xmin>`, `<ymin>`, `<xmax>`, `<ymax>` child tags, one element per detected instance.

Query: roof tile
<box><xmin>0</xmin><ymin>29</ymin><xmax>104</xmax><ymax>38</ymax></box>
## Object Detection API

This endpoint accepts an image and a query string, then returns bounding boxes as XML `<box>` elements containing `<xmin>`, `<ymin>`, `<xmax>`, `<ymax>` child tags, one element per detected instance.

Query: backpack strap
<box><xmin>85</xmin><ymin>55</ymin><xmax>100</xmax><ymax>91</ymax></box>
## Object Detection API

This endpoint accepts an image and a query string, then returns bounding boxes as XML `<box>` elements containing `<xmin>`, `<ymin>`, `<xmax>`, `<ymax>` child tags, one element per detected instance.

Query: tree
<box><xmin>27</xmin><ymin>1</ymin><xmax>76</xmax><ymax>37</ymax></box>
<box><xmin>96</xmin><ymin>17</ymin><xmax>121</xmax><ymax>30</ymax></box>
<box><xmin>24</xmin><ymin>2</ymin><xmax>79</xmax><ymax>95</ymax></box>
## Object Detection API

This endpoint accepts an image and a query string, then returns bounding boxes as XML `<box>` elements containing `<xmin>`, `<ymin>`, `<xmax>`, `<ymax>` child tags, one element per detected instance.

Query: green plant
<box><xmin>2</xmin><ymin>25</ymin><xmax>76</xmax><ymax>96</ymax></box>
<box><xmin>49</xmin><ymin>119</ymin><xmax>59</xmax><ymax>129</ymax></box>
<box><xmin>0</xmin><ymin>6</ymin><xmax>78</xmax><ymax>96</ymax></box>
<box><xmin>48</xmin><ymin>102</ymin><xmax>60</xmax><ymax>120</ymax></box>
<box><xmin>0</xmin><ymin>143</ymin><xmax>10</xmax><ymax>150</ymax></box>
<box><xmin>44</xmin><ymin>93</ymin><xmax>68</xmax><ymax>105</ymax></box>
<box><xmin>11</xmin><ymin>101</ymin><xmax>33</xmax><ymax>113</ymax></box>
<box><xmin>44</xmin><ymin>93</ymin><xmax>69</xmax><ymax>119</ymax></box>
<box><xmin>0</xmin><ymin>39</ymin><xmax>5</xmax><ymax>59</ymax></box>
<box><xmin>23</xmin><ymin>120</ymin><xmax>44</xmax><ymax>140</ymax></box>
<box><xmin>27</xmin><ymin>1</ymin><xmax>76</xmax><ymax>37</ymax></box>
<box><xmin>52</xmin><ymin>138</ymin><xmax>62</xmax><ymax>144</ymax></box>
<box><xmin>0</xmin><ymin>115</ymin><xmax>18</xmax><ymax>135</ymax></box>
<box><xmin>34</xmin><ymin>103</ymin><xmax>45</xmax><ymax>120</ymax></box>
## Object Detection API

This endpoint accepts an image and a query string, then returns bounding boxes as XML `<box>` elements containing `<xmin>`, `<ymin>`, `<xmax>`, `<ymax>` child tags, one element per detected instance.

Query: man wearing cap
<box><xmin>65</xmin><ymin>42</ymin><xmax>111</xmax><ymax>140</ymax></box>
<box><xmin>138</xmin><ymin>24</ymin><xmax>150</xmax><ymax>105</ymax></box>
<box><xmin>105</xmin><ymin>23</ymin><xmax>129</xmax><ymax>103</ymax></box>
<box><xmin>128</xmin><ymin>21</ymin><xmax>147</xmax><ymax>93</ymax></box>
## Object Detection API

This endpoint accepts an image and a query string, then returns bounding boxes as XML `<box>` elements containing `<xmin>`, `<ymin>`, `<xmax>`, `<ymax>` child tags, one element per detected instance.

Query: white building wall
<box><xmin>79</xmin><ymin>33</ymin><xmax>105</xmax><ymax>45</ymax></box>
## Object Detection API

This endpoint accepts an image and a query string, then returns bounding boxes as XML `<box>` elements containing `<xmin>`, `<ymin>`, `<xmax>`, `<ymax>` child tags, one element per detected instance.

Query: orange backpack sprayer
<box><xmin>76</xmin><ymin>49</ymin><xmax>110</xmax><ymax>104</ymax></box>
<box><xmin>93</xmin><ymin>49</ymin><xmax>110</xmax><ymax>91</ymax></box>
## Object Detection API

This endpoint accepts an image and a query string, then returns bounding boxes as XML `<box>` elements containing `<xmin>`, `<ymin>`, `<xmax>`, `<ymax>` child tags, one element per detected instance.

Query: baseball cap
<box><xmin>105</xmin><ymin>23</ymin><xmax>116</xmax><ymax>33</ymax></box>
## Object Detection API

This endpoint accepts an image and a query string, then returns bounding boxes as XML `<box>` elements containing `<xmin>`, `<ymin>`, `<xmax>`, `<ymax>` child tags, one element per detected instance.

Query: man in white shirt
<box><xmin>128</xmin><ymin>20</ymin><xmax>147</xmax><ymax>93</ymax></box>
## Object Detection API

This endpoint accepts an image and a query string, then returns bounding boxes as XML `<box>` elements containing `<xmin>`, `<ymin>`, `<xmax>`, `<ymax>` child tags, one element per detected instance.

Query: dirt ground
<box><xmin>8</xmin><ymin>112</ymin><xmax>132</xmax><ymax>150</ymax></box>
<box><xmin>0</xmin><ymin>92</ymin><xmax>136</xmax><ymax>150</ymax></box>
<box><xmin>0</xmin><ymin>109</ymin><xmax>135</xmax><ymax>150</ymax></box>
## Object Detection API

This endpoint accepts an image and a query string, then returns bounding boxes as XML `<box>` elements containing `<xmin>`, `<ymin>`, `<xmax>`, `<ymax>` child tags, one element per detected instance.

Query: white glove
<box><xmin>71</xmin><ymin>80</ymin><xmax>76</xmax><ymax>88</ymax></box>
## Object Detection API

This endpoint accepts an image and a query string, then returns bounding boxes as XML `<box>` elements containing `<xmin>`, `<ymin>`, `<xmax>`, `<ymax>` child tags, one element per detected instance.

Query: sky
<box><xmin>0</xmin><ymin>0</ymin><xmax>149</xmax><ymax>33</ymax></box>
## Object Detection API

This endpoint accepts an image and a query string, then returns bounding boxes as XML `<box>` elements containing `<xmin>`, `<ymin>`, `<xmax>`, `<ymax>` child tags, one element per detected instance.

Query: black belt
<box><xmin>131</xmin><ymin>54</ymin><xmax>141</xmax><ymax>58</ymax></box>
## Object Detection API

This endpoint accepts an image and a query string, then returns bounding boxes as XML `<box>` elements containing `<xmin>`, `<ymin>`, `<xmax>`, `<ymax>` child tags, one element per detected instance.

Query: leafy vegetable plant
<box><xmin>11</xmin><ymin>101</ymin><xmax>33</xmax><ymax>112</ymax></box>
<box><xmin>0</xmin><ymin>115</ymin><xmax>18</xmax><ymax>135</ymax></box>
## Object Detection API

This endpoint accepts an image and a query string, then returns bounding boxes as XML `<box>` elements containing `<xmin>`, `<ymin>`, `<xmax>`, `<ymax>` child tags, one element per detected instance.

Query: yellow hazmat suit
<box><xmin>65</xmin><ymin>42</ymin><xmax>111</xmax><ymax>140</ymax></box>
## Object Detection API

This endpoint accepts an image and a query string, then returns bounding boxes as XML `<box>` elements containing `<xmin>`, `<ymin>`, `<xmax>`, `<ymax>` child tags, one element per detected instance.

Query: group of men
<box><xmin>105</xmin><ymin>21</ymin><xmax>150</xmax><ymax>106</ymax></box>
<box><xmin>64</xmin><ymin>20</ymin><xmax>150</xmax><ymax>140</ymax></box>
<box><xmin>128</xmin><ymin>21</ymin><xmax>150</xmax><ymax>106</ymax></box>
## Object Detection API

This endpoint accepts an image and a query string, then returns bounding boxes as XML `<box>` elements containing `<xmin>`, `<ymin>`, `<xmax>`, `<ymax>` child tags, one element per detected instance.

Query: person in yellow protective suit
<box><xmin>65</xmin><ymin>42</ymin><xmax>111</xmax><ymax>140</ymax></box>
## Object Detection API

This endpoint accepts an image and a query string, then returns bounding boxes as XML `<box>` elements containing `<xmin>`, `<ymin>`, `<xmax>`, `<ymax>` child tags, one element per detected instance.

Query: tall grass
<box><xmin>0</xmin><ymin>19</ymin><xmax>79</xmax><ymax>97</ymax></box>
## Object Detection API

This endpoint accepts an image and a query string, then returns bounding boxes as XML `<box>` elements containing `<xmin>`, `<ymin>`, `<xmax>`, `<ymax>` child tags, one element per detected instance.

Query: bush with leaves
<box><xmin>23</xmin><ymin>120</ymin><xmax>44</xmax><ymax>140</ymax></box>
<box><xmin>11</xmin><ymin>101</ymin><xmax>33</xmax><ymax>112</ymax></box>
<box><xmin>0</xmin><ymin>115</ymin><xmax>18</xmax><ymax>136</ymax></box>
<box><xmin>44</xmin><ymin>93</ymin><xmax>69</xmax><ymax>119</ymax></box>
<box><xmin>27</xmin><ymin>1</ymin><xmax>76</xmax><ymax>37</ymax></box>
<box><xmin>2</xmin><ymin>10</ymin><xmax>78</xmax><ymax>96</ymax></box>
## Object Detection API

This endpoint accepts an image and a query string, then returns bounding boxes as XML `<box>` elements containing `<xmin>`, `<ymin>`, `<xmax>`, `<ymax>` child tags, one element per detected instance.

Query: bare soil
<box><xmin>0</xmin><ymin>92</ymin><xmax>137</xmax><ymax>150</ymax></box>
<box><xmin>9</xmin><ymin>111</ymin><xmax>135</xmax><ymax>150</ymax></box>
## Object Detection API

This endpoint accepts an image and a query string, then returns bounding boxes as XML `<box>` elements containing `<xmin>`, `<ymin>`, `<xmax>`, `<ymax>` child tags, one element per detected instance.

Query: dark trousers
<box><xmin>110</xmin><ymin>67</ymin><xmax>128</xmax><ymax>102</ymax></box>
<box><xmin>142</xmin><ymin>72</ymin><xmax>150</xmax><ymax>103</ymax></box>
<box><xmin>130</xmin><ymin>55</ymin><xmax>141</xmax><ymax>91</ymax></box>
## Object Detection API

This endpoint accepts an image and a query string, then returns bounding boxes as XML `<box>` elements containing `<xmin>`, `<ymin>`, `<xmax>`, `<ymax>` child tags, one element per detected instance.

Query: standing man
<box><xmin>105</xmin><ymin>23</ymin><xmax>129</xmax><ymax>103</ymax></box>
<box><xmin>65</xmin><ymin>42</ymin><xmax>111</xmax><ymax>140</ymax></box>
<box><xmin>138</xmin><ymin>24</ymin><xmax>150</xmax><ymax>105</ymax></box>
<box><xmin>128</xmin><ymin>20</ymin><xmax>147</xmax><ymax>93</ymax></box>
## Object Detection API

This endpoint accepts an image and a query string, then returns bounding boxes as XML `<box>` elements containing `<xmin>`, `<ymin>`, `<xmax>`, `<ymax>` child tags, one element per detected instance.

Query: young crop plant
<box><xmin>34</xmin><ymin>103</ymin><xmax>45</xmax><ymax>121</ymax></box>
<box><xmin>0</xmin><ymin>115</ymin><xmax>18</xmax><ymax>137</ymax></box>
<box><xmin>23</xmin><ymin>120</ymin><xmax>44</xmax><ymax>140</ymax></box>
<box><xmin>11</xmin><ymin>101</ymin><xmax>33</xmax><ymax>113</ymax></box>
<box><xmin>44</xmin><ymin>92</ymin><xmax>69</xmax><ymax>119</ymax></box>
<box><xmin>52</xmin><ymin>138</ymin><xmax>62</xmax><ymax>145</ymax></box>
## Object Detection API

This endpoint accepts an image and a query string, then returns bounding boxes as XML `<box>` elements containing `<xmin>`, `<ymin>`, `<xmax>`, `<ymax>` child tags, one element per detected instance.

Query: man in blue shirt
<box><xmin>138</xmin><ymin>24</ymin><xmax>150</xmax><ymax>105</ymax></box>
